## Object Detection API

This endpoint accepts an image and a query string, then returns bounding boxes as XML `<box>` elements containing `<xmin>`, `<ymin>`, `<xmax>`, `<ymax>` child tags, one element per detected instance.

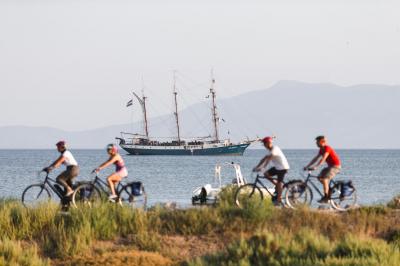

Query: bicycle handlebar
<box><xmin>37</xmin><ymin>170</ymin><xmax>49</xmax><ymax>181</ymax></box>
<box><xmin>90</xmin><ymin>171</ymin><xmax>99</xmax><ymax>178</ymax></box>
<box><xmin>250</xmin><ymin>171</ymin><xmax>265</xmax><ymax>181</ymax></box>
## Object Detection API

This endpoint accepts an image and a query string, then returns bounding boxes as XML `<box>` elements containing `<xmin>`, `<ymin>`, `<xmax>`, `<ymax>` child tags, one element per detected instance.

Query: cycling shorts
<box><xmin>319</xmin><ymin>166</ymin><xmax>340</xmax><ymax>180</ymax></box>
<box><xmin>265</xmin><ymin>167</ymin><xmax>288</xmax><ymax>182</ymax></box>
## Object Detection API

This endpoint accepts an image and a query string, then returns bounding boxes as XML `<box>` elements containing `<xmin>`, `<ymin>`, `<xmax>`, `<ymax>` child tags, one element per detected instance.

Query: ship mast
<box><xmin>173</xmin><ymin>71</ymin><xmax>181</xmax><ymax>144</ymax></box>
<box><xmin>132</xmin><ymin>90</ymin><xmax>149</xmax><ymax>139</ymax></box>
<box><xmin>210</xmin><ymin>70</ymin><xmax>219</xmax><ymax>142</ymax></box>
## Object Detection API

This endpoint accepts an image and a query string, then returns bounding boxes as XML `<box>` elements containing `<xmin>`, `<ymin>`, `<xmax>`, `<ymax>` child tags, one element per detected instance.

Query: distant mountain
<box><xmin>214</xmin><ymin>80</ymin><xmax>400</xmax><ymax>149</ymax></box>
<box><xmin>1</xmin><ymin>81</ymin><xmax>399</xmax><ymax>149</ymax></box>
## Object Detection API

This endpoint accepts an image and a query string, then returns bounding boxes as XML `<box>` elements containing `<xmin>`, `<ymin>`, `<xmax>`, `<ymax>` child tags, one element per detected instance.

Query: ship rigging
<box><xmin>116</xmin><ymin>71</ymin><xmax>254</xmax><ymax>155</ymax></box>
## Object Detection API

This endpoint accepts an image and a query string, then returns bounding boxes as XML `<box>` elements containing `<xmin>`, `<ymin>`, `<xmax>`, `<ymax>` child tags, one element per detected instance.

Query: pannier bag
<box><xmin>339</xmin><ymin>180</ymin><xmax>355</xmax><ymax>198</ymax></box>
<box><xmin>292</xmin><ymin>183</ymin><xmax>305</xmax><ymax>194</ymax></box>
<box><xmin>130</xmin><ymin>182</ymin><xmax>144</xmax><ymax>196</ymax></box>
<box><xmin>79</xmin><ymin>186</ymin><xmax>92</xmax><ymax>199</ymax></box>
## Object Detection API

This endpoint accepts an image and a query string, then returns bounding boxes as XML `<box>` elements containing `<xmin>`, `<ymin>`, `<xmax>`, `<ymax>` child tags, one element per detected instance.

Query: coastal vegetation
<box><xmin>0</xmin><ymin>191</ymin><xmax>399</xmax><ymax>265</ymax></box>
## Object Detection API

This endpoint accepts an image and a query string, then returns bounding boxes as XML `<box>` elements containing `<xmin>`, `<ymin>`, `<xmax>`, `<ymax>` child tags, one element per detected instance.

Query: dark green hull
<box><xmin>120</xmin><ymin>143</ymin><xmax>250</xmax><ymax>156</ymax></box>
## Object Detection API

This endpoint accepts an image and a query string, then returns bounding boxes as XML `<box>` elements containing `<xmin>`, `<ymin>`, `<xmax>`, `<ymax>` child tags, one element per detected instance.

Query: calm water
<box><xmin>0</xmin><ymin>149</ymin><xmax>399</xmax><ymax>206</ymax></box>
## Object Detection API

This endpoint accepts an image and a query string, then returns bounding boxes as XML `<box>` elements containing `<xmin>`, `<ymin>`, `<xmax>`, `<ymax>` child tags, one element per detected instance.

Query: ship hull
<box><xmin>120</xmin><ymin>143</ymin><xmax>250</xmax><ymax>156</ymax></box>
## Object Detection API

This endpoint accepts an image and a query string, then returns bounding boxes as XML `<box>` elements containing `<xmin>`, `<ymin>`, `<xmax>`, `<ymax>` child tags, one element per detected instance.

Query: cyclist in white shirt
<box><xmin>253</xmin><ymin>136</ymin><xmax>290</xmax><ymax>205</ymax></box>
<box><xmin>43</xmin><ymin>141</ymin><xmax>79</xmax><ymax>197</ymax></box>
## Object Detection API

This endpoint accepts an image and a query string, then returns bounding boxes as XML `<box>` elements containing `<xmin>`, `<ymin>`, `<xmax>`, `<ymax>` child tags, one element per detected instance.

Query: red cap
<box><xmin>56</xmin><ymin>140</ymin><xmax>66</xmax><ymax>147</ymax></box>
<box><xmin>261</xmin><ymin>136</ymin><xmax>273</xmax><ymax>144</ymax></box>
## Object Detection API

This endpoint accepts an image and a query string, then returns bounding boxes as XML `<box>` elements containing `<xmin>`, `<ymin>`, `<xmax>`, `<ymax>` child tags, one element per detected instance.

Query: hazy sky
<box><xmin>1</xmin><ymin>0</ymin><xmax>399</xmax><ymax>131</ymax></box>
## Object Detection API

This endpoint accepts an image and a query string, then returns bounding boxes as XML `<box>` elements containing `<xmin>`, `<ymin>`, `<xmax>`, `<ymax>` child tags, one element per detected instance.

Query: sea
<box><xmin>0</xmin><ymin>149</ymin><xmax>399</xmax><ymax>207</ymax></box>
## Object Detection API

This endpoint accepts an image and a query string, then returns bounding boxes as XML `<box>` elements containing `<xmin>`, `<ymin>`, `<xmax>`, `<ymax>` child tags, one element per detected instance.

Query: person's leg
<box><xmin>320</xmin><ymin>177</ymin><xmax>330</xmax><ymax>196</ymax></box>
<box><xmin>107</xmin><ymin>173</ymin><xmax>122</xmax><ymax>197</ymax></box>
<box><xmin>66</xmin><ymin>178</ymin><xmax>73</xmax><ymax>188</ymax></box>
<box><xmin>275</xmin><ymin>170</ymin><xmax>287</xmax><ymax>202</ymax></box>
<box><xmin>264</xmin><ymin>168</ymin><xmax>278</xmax><ymax>186</ymax></box>
<box><xmin>265</xmin><ymin>168</ymin><xmax>280</xmax><ymax>203</ymax></box>
<box><xmin>68</xmin><ymin>166</ymin><xmax>79</xmax><ymax>189</ymax></box>
<box><xmin>318</xmin><ymin>167</ymin><xmax>331</xmax><ymax>202</ymax></box>
<box><xmin>57</xmin><ymin>172</ymin><xmax>73</xmax><ymax>195</ymax></box>
<box><xmin>324</xmin><ymin>167</ymin><xmax>340</xmax><ymax>198</ymax></box>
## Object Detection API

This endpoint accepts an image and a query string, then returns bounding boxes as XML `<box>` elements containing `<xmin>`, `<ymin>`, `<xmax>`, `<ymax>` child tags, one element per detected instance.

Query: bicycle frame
<box><xmin>90</xmin><ymin>174</ymin><xmax>125</xmax><ymax>195</ymax></box>
<box><xmin>302</xmin><ymin>174</ymin><xmax>324</xmax><ymax>198</ymax></box>
<box><xmin>302</xmin><ymin>172</ymin><xmax>338</xmax><ymax>198</ymax></box>
<box><xmin>253</xmin><ymin>174</ymin><xmax>277</xmax><ymax>197</ymax></box>
<box><xmin>41</xmin><ymin>173</ymin><xmax>66</xmax><ymax>200</ymax></box>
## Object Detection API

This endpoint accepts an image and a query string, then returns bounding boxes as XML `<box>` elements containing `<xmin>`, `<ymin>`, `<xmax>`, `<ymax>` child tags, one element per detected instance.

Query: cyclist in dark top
<box><xmin>93</xmin><ymin>144</ymin><xmax>128</xmax><ymax>201</ymax></box>
<box><xmin>304</xmin><ymin>136</ymin><xmax>341</xmax><ymax>203</ymax></box>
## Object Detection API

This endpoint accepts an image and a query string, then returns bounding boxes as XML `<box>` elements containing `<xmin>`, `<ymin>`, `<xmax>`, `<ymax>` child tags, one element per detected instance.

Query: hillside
<box><xmin>1</xmin><ymin>81</ymin><xmax>399</xmax><ymax>149</ymax></box>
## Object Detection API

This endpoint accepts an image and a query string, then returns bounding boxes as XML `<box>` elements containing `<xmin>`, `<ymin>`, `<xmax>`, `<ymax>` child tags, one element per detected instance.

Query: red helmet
<box><xmin>261</xmin><ymin>136</ymin><xmax>273</xmax><ymax>144</ymax></box>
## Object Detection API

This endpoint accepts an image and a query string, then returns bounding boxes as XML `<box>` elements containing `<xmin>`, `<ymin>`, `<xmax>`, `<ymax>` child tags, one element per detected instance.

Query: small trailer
<box><xmin>191</xmin><ymin>162</ymin><xmax>247</xmax><ymax>205</ymax></box>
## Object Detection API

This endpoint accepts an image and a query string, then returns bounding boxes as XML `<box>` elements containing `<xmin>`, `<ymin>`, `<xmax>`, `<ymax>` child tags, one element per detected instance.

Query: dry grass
<box><xmin>54</xmin><ymin>249</ymin><xmax>172</xmax><ymax>266</ymax></box>
<box><xmin>388</xmin><ymin>194</ymin><xmax>400</xmax><ymax>209</ymax></box>
<box><xmin>1</xmin><ymin>192</ymin><xmax>400</xmax><ymax>265</ymax></box>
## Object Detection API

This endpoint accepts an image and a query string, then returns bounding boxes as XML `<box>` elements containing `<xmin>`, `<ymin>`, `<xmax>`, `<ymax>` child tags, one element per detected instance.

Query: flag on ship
<box><xmin>126</xmin><ymin>99</ymin><xmax>133</xmax><ymax>107</ymax></box>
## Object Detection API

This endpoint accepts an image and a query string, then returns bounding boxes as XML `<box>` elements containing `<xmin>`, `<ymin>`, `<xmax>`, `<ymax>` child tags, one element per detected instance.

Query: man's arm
<box><xmin>304</xmin><ymin>154</ymin><xmax>321</xmax><ymax>170</ymax></box>
<box><xmin>253</xmin><ymin>155</ymin><xmax>272</xmax><ymax>171</ymax></box>
<box><xmin>313</xmin><ymin>152</ymin><xmax>329</xmax><ymax>169</ymax></box>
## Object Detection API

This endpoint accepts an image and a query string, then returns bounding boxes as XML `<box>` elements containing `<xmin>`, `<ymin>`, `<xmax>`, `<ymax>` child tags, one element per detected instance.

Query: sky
<box><xmin>0</xmin><ymin>0</ymin><xmax>399</xmax><ymax>131</ymax></box>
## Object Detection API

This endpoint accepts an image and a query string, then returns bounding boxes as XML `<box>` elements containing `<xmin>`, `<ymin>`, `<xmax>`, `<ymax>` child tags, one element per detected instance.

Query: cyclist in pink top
<box><xmin>304</xmin><ymin>136</ymin><xmax>341</xmax><ymax>203</ymax></box>
<box><xmin>93</xmin><ymin>144</ymin><xmax>128</xmax><ymax>201</ymax></box>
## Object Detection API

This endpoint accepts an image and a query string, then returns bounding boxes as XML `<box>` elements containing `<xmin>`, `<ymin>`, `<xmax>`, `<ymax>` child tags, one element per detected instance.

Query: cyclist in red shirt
<box><xmin>304</xmin><ymin>136</ymin><xmax>341</xmax><ymax>203</ymax></box>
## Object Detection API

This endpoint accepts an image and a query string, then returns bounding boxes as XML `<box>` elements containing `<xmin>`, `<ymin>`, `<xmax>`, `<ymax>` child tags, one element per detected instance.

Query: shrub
<box><xmin>1</xmin><ymin>195</ymin><xmax>400</xmax><ymax>263</ymax></box>
<box><xmin>41</xmin><ymin>212</ymin><xmax>93</xmax><ymax>258</ymax></box>
<box><xmin>156</xmin><ymin>207</ymin><xmax>222</xmax><ymax>235</ymax></box>
<box><xmin>0</xmin><ymin>200</ymin><xmax>58</xmax><ymax>240</ymax></box>
<box><xmin>387</xmin><ymin>194</ymin><xmax>400</xmax><ymax>209</ymax></box>
<box><xmin>186</xmin><ymin>230</ymin><xmax>400</xmax><ymax>266</ymax></box>
<box><xmin>0</xmin><ymin>238</ymin><xmax>49</xmax><ymax>266</ymax></box>
<box><xmin>217</xmin><ymin>186</ymin><xmax>274</xmax><ymax>228</ymax></box>
<box><xmin>70</xmin><ymin>204</ymin><xmax>161</xmax><ymax>251</ymax></box>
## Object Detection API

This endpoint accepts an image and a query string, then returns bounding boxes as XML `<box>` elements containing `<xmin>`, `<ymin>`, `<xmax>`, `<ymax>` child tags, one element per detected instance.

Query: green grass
<box><xmin>0</xmin><ymin>192</ymin><xmax>399</xmax><ymax>264</ymax></box>
<box><xmin>0</xmin><ymin>238</ymin><xmax>49</xmax><ymax>266</ymax></box>
<box><xmin>187</xmin><ymin>230</ymin><xmax>400</xmax><ymax>266</ymax></box>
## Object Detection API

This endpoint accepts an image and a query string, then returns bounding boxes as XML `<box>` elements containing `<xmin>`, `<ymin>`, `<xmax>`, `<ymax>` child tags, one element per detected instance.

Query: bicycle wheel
<box><xmin>22</xmin><ymin>184</ymin><xmax>51</xmax><ymax>207</ymax></box>
<box><xmin>71</xmin><ymin>183</ymin><xmax>102</xmax><ymax>208</ymax></box>
<box><xmin>118</xmin><ymin>182</ymin><xmax>147</xmax><ymax>210</ymax></box>
<box><xmin>234</xmin><ymin>184</ymin><xmax>264</xmax><ymax>208</ymax></box>
<box><xmin>330</xmin><ymin>185</ymin><xmax>357</xmax><ymax>211</ymax></box>
<box><xmin>285</xmin><ymin>181</ymin><xmax>313</xmax><ymax>209</ymax></box>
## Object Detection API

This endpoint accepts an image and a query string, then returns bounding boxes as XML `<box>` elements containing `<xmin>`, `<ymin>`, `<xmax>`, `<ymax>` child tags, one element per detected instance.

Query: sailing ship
<box><xmin>116</xmin><ymin>72</ymin><xmax>254</xmax><ymax>155</ymax></box>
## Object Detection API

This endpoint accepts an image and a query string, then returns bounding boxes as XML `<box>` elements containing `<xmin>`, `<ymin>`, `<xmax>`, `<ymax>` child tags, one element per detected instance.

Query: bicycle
<box><xmin>234</xmin><ymin>172</ymin><xmax>287</xmax><ymax>208</ymax></box>
<box><xmin>21</xmin><ymin>170</ymin><xmax>75</xmax><ymax>208</ymax></box>
<box><xmin>284</xmin><ymin>170</ymin><xmax>357</xmax><ymax>211</ymax></box>
<box><xmin>71</xmin><ymin>173</ymin><xmax>147</xmax><ymax>209</ymax></box>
